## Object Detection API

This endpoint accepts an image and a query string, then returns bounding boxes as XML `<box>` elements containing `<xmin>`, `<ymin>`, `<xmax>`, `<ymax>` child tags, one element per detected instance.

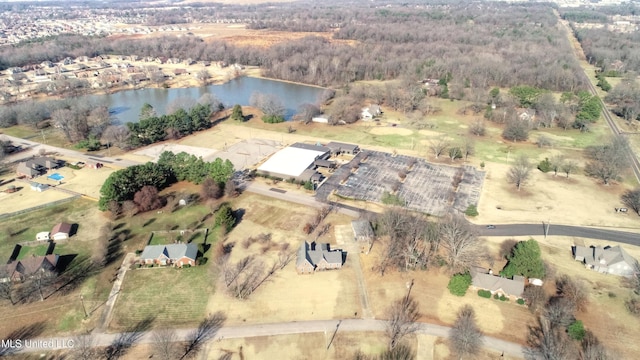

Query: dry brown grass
<box><xmin>206</xmin><ymin>193</ymin><xmax>361</xmax><ymax>325</ymax></box>
<box><xmin>476</xmin><ymin>161</ymin><xmax>640</xmax><ymax>229</ymax></box>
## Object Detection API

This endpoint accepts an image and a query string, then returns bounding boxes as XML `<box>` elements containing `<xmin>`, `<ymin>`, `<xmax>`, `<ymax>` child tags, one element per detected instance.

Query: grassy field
<box><xmin>0</xmin><ymin>124</ymin><xmax>70</xmax><ymax>149</ymax></box>
<box><xmin>0</xmin><ymin>198</ymin><xmax>100</xmax><ymax>259</ymax></box>
<box><xmin>111</xmin><ymin>266</ymin><xmax>212</xmax><ymax>329</ymax></box>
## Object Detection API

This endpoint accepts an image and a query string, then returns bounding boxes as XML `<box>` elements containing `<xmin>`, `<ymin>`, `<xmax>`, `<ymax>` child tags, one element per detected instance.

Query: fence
<box><xmin>0</xmin><ymin>195</ymin><xmax>80</xmax><ymax>220</ymax></box>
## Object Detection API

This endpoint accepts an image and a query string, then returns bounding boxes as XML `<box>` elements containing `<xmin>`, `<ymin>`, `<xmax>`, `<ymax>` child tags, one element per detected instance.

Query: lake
<box><xmin>86</xmin><ymin>77</ymin><xmax>326</xmax><ymax>123</ymax></box>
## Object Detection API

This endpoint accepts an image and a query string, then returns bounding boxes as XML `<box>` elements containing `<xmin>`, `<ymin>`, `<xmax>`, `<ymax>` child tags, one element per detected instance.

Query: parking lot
<box><xmin>318</xmin><ymin>150</ymin><xmax>484</xmax><ymax>216</ymax></box>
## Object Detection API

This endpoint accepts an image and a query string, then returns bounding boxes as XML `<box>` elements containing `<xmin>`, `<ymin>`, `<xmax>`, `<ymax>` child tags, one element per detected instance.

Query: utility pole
<box><xmin>80</xmin><ymin>295</ymin><xmax>88</xmax><ymax>318</ymax></box>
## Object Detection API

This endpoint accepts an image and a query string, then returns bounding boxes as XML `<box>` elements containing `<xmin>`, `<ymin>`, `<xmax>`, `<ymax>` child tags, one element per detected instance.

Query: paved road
<box><xmin>5</xmin><ymin>319</ymin><xmax>526</xmax><ymax>358</ymax></box>
<box><xmin>475</xmin><ymin>224</ymin><xmax>640</xmax><ymax>245</ymax></box>
<box><xmin>0</xmin><ymin>134</ymin><xmax>142</xmax><ymax>168</ymax></box>
<box><xmin>244</xmin><ymin>182</ymin><xmax>365</xmax><ymax>218</ymax></box>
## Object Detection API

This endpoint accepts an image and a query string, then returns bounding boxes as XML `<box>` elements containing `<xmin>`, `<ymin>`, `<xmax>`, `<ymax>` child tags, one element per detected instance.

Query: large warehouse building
<box><xmin>257</xmin><ymin>143</ymin><xmax>330</xmax><ymax>183</ymax></box>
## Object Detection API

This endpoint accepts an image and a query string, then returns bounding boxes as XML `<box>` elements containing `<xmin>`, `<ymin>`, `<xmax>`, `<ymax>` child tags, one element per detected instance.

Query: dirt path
<box><xmin>95</xmin><ymin>253</ymin><xmax>136</xmax><ymax>332</ymax></box>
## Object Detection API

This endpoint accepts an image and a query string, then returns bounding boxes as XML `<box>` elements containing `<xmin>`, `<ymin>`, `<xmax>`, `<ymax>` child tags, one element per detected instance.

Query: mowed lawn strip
<box><xmin>112</xmin><ymin>266</ymin><xmax>212</xmax><ymax>330</ymax></box>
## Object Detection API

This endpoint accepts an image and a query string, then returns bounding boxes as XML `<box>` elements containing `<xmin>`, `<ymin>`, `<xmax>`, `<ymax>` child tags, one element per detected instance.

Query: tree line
<box><xmin>98</xmin><ymin>150</ymin><xmax>234</xmax><ymax>210</ymax></box>
<box><xmin>0</xmin><ymin>3</ymin><xmax>585</xmax><ymax>93</ymax></box>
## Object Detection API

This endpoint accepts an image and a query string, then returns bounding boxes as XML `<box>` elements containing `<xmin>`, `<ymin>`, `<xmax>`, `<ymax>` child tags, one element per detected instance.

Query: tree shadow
<box><xmin>233</xmin><ymin>208</ymin><xmax>245</xmax><ymax>227</ymax></box>
<box><xmin>113</xmin><ymin>223</ymin><xmax>126</xmax><ymax>231</ymax></box>
<box><xmin>10</xmin><ymin>228</ymin><xmax>29</xmax><ymax>237</ymax></box>
<box><xmin>105</xmin><ymin>316</ymin><xmax>156</xmax><ymax>360</ymax></box>
<box><xmin>0</xmin><ymin>322</ymin><xmax>47</xmax><ymax>356</ymax></box>
<box><xmin>143</xmin><ymin>218</ymin><xmax>156</xmax><ymax>228</ymax></box>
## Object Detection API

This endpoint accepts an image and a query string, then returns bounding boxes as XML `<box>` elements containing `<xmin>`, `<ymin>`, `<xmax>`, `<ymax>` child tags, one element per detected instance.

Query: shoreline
<box><xmin>1</xmin><ymin>67</ymin><xmax>329</xmax><ymax>106</ymax></box>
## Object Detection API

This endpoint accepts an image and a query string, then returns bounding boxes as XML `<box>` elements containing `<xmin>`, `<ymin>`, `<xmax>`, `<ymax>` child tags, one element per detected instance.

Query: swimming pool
<box><xmin>47</xmin><ymin>173</ymin><xmax>64</xmax><ymax>181</ymax></box>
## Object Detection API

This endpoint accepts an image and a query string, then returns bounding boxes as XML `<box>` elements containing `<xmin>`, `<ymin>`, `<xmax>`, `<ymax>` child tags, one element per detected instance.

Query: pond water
<box><xmin>85</xmin><ymin>77</ymin><xmax>326</xmax><ymax>123</ymax></box>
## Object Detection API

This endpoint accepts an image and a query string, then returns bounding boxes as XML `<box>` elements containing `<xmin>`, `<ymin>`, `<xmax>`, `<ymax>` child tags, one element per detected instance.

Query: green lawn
<box><xmin>16</xmin><ymin>243</ymin><xmax>49</xmax><ymax>259</ymax></box>
<box><xmin>112</xmin><ymin>266</ymin><xmax>212</xmax><ymax>329</ymax></box>
<box><xmin>0</xmin><ymin>199</ymin><xmax>96</xmax><ymax>258</ymax></box>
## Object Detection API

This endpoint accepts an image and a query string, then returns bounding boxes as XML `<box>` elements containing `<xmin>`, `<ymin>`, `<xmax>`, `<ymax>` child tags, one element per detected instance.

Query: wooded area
<box><xmin>0</xmin><ymin>2</ymin><xmax>586</xmax><ymax>92</ymax></box>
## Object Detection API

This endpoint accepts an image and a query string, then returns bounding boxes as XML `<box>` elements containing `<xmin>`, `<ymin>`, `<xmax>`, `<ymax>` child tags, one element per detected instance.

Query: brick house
<box><xmin>139</xmin><ymin>243</ymin><xmax>198</xmax><ymax>267</ymax></box>
<box><xmin>296</xmin><ymin>241</ymin><xmax>344</xmax><ymax>274</ymax></box>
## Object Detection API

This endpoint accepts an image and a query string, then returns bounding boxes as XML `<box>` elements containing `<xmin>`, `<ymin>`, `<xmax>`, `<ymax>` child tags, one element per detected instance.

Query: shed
<box><xmin>51</xmin><ymin>222</ymin><xmax>72</xmax><ymax>241</ymax></box>
<box><xmin>36</xmin><ymin>232</ymin><xmax>50</xmax><ymax>241</ymax></box>
<box><xmin>351</xmin><ymin>219</ymin><xmax>374</xmax><ymax>253</ymax></box>
<box><xmin>30</xmin><ymin>182</ymin><xmax>49</xmax><ymax>192</ymax></box>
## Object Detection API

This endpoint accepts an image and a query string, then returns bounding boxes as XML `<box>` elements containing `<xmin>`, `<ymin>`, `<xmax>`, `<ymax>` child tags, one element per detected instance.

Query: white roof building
<box><xmin>257</xmin><ymin>143</ymin><xmax>330</xmax><ymax>181</ymax></box>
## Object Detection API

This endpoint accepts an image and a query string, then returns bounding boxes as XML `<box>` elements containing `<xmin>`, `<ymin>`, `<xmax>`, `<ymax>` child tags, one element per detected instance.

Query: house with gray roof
<box><xmin>16</xmin><ymin>157</ymin><xmax>62</xmax><ymax>178</ymax></box>
<box><xmin>140</xmin><ymin>243</ymin><xmax>198</xmax><ymax>268</ymax></box>
<box><xmin>573</xmin><ymin>245</ymin><xmax>638</xmax><ymax>277</ymax></box>
<box><xmin>470</xmin><ymin>268</ymin><xmax>525</xmax><ymax>300</ymax></box>
<box><xmin>296</xmin><ymin>241</ymin><xmax>344</xmax><ymax>274</ymax></box>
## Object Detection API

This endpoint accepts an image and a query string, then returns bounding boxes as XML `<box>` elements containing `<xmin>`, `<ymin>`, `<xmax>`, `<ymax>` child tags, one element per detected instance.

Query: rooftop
<box><xmin>258</xmin><ymin>144</ymin><xmax>329</xmax><ymax>178</ymax></box>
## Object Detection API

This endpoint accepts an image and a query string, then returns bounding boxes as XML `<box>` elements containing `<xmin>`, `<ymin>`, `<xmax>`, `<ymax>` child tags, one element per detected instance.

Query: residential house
<box><xmin>17</xmin><ymin>157</ymin><xmax>62</xmax><ymax>178</ymax></box>
<box><xmin>51</xmin><ymin>222</ymin><xmax>72</xmax><ymax>241</ymax></box>
<box><xmin>0</xmin><ymin>255</ymin><xmax>59</xmax><ymax>282</ymax></box>
<box><xmin>173</xmin><ymin>68</ymin><xmax>188</xmax><ymax>76</ymax></box>
<box><xmin>139</xmin><ymin>243</ymin><xmax>198</xmax><ymax>267</ymax></box>
<box><xmin>573</xmin><ymin>245</ymin><xmax>638</xmax><ymax>277</ymax></box>
<box><xmin>296</xmin><ymin>241</ymin><xmax>344</xmax><ymax>274</ymax></box>
<box><xmin>361</xmin><ymin>104</ymin><xmax>382</xmax><ymax>120</ymax></box>
<box><xmin>470</xmin><ymin>268</ymin><xmax>525</xmax><ymax>300</ymax></box>
<box><xmin>351</xmin><ymin>219</ymin><xmax>374</xmax><ymax>253</ymax></box>
<box><xmin>326</xmin><ymin>142</ymin><xmax>360</xmax><ymax>155</ymax></box>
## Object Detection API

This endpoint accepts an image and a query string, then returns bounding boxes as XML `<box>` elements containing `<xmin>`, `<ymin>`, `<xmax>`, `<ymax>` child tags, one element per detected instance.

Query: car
<box><xmin>486</xmin><ymin>225</ymin><xmax>496</xmax><ymax>229</ymax></box>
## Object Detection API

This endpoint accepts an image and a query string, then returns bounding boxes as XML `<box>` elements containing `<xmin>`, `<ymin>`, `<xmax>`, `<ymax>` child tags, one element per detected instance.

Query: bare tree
<box><xmin>581</xmin><ymin>330</ymin><xmax>611</xmax><ymax>360</ymax></box>
<box><xmin>507</xmin><ymin>155</ymin><xmax>532</xmax><ymax>191</ymax></box>
<box><xmin>122</xmin><ymin>200</ymin><xmax>138</xmax><ymax>217</ymax></box>
<box><xmin>26</xmin><ymin>268</ymin><xmax>56</xmax><ymax>302</ymax></box>
<box><xmin>428</xmin><ymin>136</ymin><xmax>450</xmax><ymax>159</ymax></box>
<box><xmin>449</xmin><ymin>305</ymin><xmax>483</xmax><ymax>359</ymax></box>
<box><xmin>523</xmin><ymin>285</ymin><xmax>548</xmax><ymax>314</ymax></box>
<box><xmin>556</xmin><ymin>274</ymin><xmax>588</xmax><ymax>311</ymax></box>
<box><xmin>250</xmin><ymin>92</ymin><xmax>285</xmax><ymax>119</ymax></box>
<box><xmin>133</xmin><ymin>186</ymin><xmax>166</xmax><ymax>213</ymax></box>
<box><xmin>70</xmin><ymin>333</ymin><xmax>96</xmax><ymax>360</ymax></box>
<box><xmin>201</xmin><ymin>177</ymin><xmax>222</xmax><ymax>200</ymax></box>
<box><xmin>0</xmin><ymin>270</ymin><xmax>15</xmax><ymax>305</ymax></box>
<box><xmin>469</xmin><ymin>119</ymin><xmax>486</xmax><ymax>136</ymax></box>
<box><xmin>385</xmin><ymin>295</ymin><xmax>420</xmax><ymax>350</ymax></box>
<box><xmin>585</xmin><ymin>137</ymin><xmax>630</xmax><ymax>185</ymax></box>
<box><xmin>544</xmin><ymin>297</ymin><xmax>576</xmax><ymax>329</ymax></box>
<box><xmin>198</xmin><ymin>93</ymin><xmax>223</xmax><ymax>112</ymax></box>
<box><xmin>526</xmin><ymin>316</ymin><xmax>578</xmax><ymax>360</ymax></box>
<box><xmin>560</xmin><ymin>159</ymin><xmax>578</xmax><ymax>178</ymax></box>
<box><xmin>87</xmin><ymin>105</ymin><xmax>111</xmax><ymax>137</ymax></box>
<box><xmin>460</xmin><ymin>137</ymin><xmax>475</xmax><ymax>160</ymax></box>
<box><xmin>153</xmin><ymin>328</ymin><xmax>180</xmax><ymax>360</ymax></box>
<box><xmin>167</xmin><ymin>97</ymin><xmax>197</xmax><ymax>114</ymax></box>
<box><xmin>181</xmin><ymin>312</ymin><xmax>226</xmax><ymax>359</ymax></box>
<box><xmin>438</xmin><ymin>214</ymin><xmax>481</xmax><ymax>273</ymax></box>
<box><xmin>196</xmin><ymin>68</ymin><xmax>210</xmax><ymax>86</ymax></box>
<box><xmin>102</xmin><ymin>125</ymin><xmax>131</xmax><ymax>150</ymax></box>
<box><xmin>105</xmin><ymin>318</ymin><xmax>153</xmax><ymax>360</ymax></box>
<box><xmin>296</xmin><ymin>103</ymin><xmax>322</xmax><ymax>124</ymax></box>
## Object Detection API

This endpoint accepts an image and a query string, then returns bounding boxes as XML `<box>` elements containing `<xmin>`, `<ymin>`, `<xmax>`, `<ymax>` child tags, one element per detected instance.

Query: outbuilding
<box><xmin>51</xmin><ymin>222</ymin><xmax>72</xmax><ymax>241</ymax></box>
